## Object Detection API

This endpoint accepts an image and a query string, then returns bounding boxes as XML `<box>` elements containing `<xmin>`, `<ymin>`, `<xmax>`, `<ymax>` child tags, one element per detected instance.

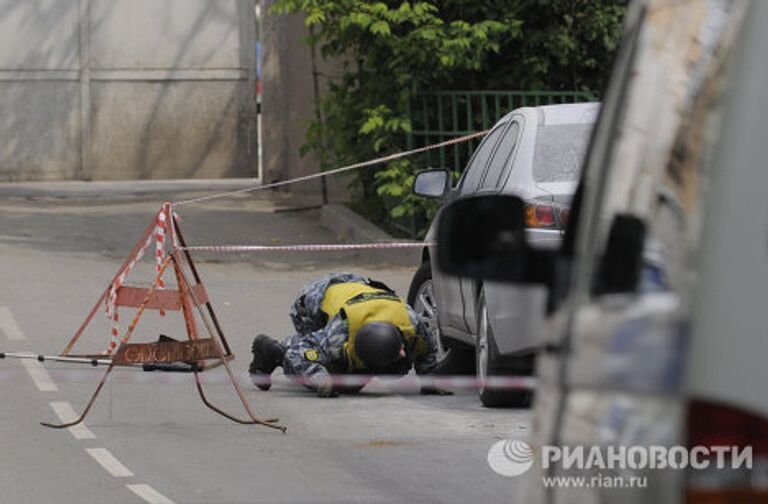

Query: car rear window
<box><xmin>532</xmin><ymin>123</ymin><xmax>592</xmax><ymax>183</ymax></box>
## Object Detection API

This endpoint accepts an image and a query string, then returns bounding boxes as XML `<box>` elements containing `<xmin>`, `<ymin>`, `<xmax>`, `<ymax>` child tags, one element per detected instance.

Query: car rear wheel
<box><xmin>476</xmin><ymin>291</ymin><xmax>533</xmax><ymax>408</ymax></box>
<box><xmin>407</xmin><ymin>261</ymin><xmax>471</xmax><ymax>374</ymax></box>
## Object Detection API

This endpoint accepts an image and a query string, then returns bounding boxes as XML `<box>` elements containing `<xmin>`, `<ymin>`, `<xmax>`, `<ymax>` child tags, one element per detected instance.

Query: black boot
<box><xmin>249</xmin><ymin>334</ymin><xmax>284</xmax><ymax>391</ymax></box>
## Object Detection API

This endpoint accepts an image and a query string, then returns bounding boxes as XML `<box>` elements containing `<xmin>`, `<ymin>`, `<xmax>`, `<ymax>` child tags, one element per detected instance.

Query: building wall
<box><xmin>260</xmin><ymin>1</ymin><xmax>350</xmax><ymax>199</ymax></box>
<box><xmin>0</xmin><ymin>0</ymin><xmax>258</xmax><ymax>181</ymax></box>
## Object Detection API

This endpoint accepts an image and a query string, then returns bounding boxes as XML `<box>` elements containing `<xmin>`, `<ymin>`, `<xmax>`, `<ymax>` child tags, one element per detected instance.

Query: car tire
<box><xmin>475</xmin><ymin>290</ymin><xmax>534</xmax><ymax>408</ymax></box>
<box><xmin>407</xmin><ymin>261</ymin><xmax>472</xmax><ymax>375</ymax></box>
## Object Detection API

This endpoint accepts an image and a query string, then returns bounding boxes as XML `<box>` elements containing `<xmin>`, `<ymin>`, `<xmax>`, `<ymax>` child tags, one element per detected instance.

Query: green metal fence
<box><xmin>405</xmin><ymin>90</ymin><xmax>598</xmax><ymax>172</ymax></box>
<box><xmin>382</xmin><ymin>90</ymin><xmax>597</xmax><ymax>238</ymax></box>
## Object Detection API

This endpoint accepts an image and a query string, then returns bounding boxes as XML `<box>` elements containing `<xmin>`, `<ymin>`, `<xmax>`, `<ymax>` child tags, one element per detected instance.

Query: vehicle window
<box><xmin>532</xmin><ymin>123</ymin><xmax>592</xmax><ymax>183</ymax></box>
<box><xmin>459</xmin><ymin>124</ymin><xmax>505</xmax><ymax>195</ymax></box>
<box><xmin>481</xmin><ymin>121</ymin><xmax>520</xmax><ymax>190</ymax></box>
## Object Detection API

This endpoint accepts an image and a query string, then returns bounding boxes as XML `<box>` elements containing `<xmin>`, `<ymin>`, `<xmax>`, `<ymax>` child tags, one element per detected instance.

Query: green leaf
<box><xmin>390</xmin><ymin>205</ymin><xmax>407</xmax><ymax>218</ymax></box>
<box><xmin>305</xmin><ymin>11</ymin><xmax>325</xmax><ymax>26</ymax></box>
<box><xmin>349</xmin><ymin>12</ymin><xmax>372</xmax><ymax>28</ymax></box>
<box><xmin>417</xmin><ymin>27</ymin><xmax>438</xmax><ymax>40</ymax></box>
<box><xmin>359</xmin><ymin>115</ymin><xmax>384</xmax><ymax>134</ymax></box>
<box><xmin>367</xmin><ymin>2</ymin><xmax>389</xmax><ymax>15</ymax></box>
<box><xmin>370</xmin><ymin>20</ymin><xmax>391</xmax><ymax>36</ymax></box>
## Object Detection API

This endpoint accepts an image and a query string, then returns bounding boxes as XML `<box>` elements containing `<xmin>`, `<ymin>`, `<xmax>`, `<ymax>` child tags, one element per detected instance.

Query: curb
<box><xmin>0</xmin><ymin>179</ymin><xmax>261</xmax><ymax>200</ymax></box>
<box><xmin>319</xmin><ymin>204</ymin><xmax>422</xmax><ymax>268</ymax></box>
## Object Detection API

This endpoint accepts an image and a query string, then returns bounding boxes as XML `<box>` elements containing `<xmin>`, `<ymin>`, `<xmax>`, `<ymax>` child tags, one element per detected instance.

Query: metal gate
<box><xmin>406</xmin><ymin>90</ymin><xmax>598</xmax><ymax>173</ymax></box>
<box><xmin>0</xmin><ymin>0</ymin><xmax>258</xmax><ymax>182</ymax></box>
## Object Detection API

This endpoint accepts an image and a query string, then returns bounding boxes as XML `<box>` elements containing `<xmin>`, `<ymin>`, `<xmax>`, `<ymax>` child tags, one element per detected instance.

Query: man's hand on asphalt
<box><xmin>312</xmin><ymin>375</ymin><xmax>338</xmax><ymax>398</ymax></box>
<box><xmin>316</xmin><ymin>387</ymin><xmax>339</xmax><ymax>398</ymax></box>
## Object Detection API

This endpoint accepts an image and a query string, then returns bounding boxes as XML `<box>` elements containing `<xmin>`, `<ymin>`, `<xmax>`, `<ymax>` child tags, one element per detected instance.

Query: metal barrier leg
<box><xmin>41</xmin><ymin>363</ymin><xmax>115</xmax><ymax>429</ymax></box>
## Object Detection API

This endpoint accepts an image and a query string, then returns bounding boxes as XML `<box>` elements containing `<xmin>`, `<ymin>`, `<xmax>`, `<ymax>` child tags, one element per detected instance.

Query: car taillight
<box><xmin>525</xmin><ymin>203</ymin><xmax>557</xmax><ymax>228</ymax></box>
<box><xmin>559</xmin><ymin>208</ymin><xmax>570</xmax><ymax>228</ymax></box>
<box><xmin>686</xmin><ymin>399</ymin><xmax>768</xmax><ymax>504</ymax></box>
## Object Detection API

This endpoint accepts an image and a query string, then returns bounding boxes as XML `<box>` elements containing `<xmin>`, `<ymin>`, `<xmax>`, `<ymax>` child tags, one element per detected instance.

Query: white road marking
<box><xmin>21</xmin><ymin>358</ymin><xmax>58</xmax><ymax>392</ymax></box>
<box><xmin>86</xmin><ymin>448</ymin><xmax>134</xmax><ymax>478</ymax></box>
<box><xmin>0</xmin><ymin>305</ymin><xmax>57</xmax><ymax>391</ymax></box>
<box><xmin>126</xmin><ymin>484</ymin><xmax>176</xmax><ymax>504</ymax></box>
<box><xmin>49</xmin><ymin>402</ymin><xmax>96</xmax><ymax>440</ymax></box>
<box><xmin>0</xmin><ymin>306</ymin><xmax>26</xmax><ymax>340</ymax></box>
<box><xmin>2</xmin><ymin>307</ymin><xmax>159</xmax><ymax>504</ymax></box>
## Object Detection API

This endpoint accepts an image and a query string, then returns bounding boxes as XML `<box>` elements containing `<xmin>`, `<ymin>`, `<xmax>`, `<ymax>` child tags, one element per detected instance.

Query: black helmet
<box><xmin>354</xmin><ymin>322</ymin><xmax>403</xmax><ymax>370</ymax></box>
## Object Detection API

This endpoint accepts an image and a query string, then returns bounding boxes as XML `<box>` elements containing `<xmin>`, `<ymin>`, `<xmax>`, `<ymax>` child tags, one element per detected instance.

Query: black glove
<box><xmin>420</xmin><ymin>385</ymin><xmax>454</xmax><ymax>396</ymax></box>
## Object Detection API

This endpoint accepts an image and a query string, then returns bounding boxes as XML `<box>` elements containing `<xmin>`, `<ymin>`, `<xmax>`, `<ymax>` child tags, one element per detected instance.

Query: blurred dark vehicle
<box><xmin>438</xmin><ymin>0</ymin><xmax>767</xmax><ymax>502</ymax></box>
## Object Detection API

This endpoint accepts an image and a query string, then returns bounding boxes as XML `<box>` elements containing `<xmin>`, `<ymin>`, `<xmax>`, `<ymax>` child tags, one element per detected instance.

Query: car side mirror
<box><xmin>593</xmin><ymin>214</ymin><xmax>647</xmax><ymax>295</ymax></box>
<box><xmin>436</xmin><ymin>195</ymin><xmax>528</xmax><ymax>281</ymax></box>
<box><xmin>413</xmin><ymin>169</ymin><xmax>450</xmax><ymax>198</ymax></box>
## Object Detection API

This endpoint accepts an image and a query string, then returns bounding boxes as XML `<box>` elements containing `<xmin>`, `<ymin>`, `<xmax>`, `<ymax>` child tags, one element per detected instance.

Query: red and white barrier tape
<box><xmin>0</xmin><ymin>363</ymin><xmax>537</xmax><ymax>392</ymax></box>
<box><xmin>172</xmin><ymin>130</ymin><xmax>488</xmax><ymax>207</ymax></box>
<box><xmin>105</xmin><ymin>229</ymin><xmax>155</xmax><ymax>355</ymax></box>
<box><xmin>252</xmin><ymin>373</ymin><xmax>538</xmax><ymax>391</ymax></box>
<box><xmin>104</xmin><ymin>205</ymin><xmax>173</xmax><ymax>355</ymax></box>
<box><xmin>155</xmin><ymin>204</ymin><xmax>169</xmax><ymax>317</ymax></box>
<box><xmin>0</xmin><ymin>350</ymin><xmax>537</xmax><ymax>390</ymax></box>
<box><xmin>179</xmin><ymin>242</ymin><xmax>433</xmax><ymax>254</ymax></box>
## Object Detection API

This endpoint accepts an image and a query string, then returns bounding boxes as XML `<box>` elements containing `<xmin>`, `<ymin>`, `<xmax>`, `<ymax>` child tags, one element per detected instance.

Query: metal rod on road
<box><xmin>0</xmin><ymin>351</ymin><xmax>112</xmax><ymax>367</ymax></box>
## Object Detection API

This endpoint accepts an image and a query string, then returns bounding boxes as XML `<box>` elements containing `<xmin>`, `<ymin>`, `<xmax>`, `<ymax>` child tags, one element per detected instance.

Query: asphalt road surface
<box><xmin>0</xmin><ymin>190</ymin><xmax>529</xmax><ymax>504</ymax></box>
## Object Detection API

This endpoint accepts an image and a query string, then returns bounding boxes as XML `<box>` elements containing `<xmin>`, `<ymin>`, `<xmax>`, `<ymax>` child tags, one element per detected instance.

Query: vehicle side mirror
<box><xmin>593</xmin><ymin>214</ymin><xmax>646</xmax><ymax>295</ymax></box>
<box><xmin>413</xmin><ymin>169</ymin><xmax>450</xmax><ymax>198</ymax></box>
<box><xmin>436</xmin><ymin>195</ymin><xmax>528</xmax><ymax>281</ymax></box>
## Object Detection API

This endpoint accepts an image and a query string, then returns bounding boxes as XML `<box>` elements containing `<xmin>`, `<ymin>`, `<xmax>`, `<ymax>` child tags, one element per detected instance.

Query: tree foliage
<box><xmin>272</xmin><ymin>0</ymin><xmax>625</xmax><ymax>237</ymax></box>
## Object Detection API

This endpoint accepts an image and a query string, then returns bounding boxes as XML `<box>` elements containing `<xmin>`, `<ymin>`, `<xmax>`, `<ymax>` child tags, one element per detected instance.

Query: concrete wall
<box><xmin>0</xmin><ymin>0</ymin><xmax>258</xmax><ymax>181</ymax></box>
<box><xmin>260</xmin><ymin>1</ymin><xmax>350</xmax><ymax>199</ymax></box>
<box><xmin>0</xmin><ymin>0</ymin><xmax>81</xmax><ymax>180</ymax></box>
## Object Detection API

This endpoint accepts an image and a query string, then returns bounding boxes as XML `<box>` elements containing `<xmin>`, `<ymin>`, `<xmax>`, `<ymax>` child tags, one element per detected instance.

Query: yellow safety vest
<box><xmin>320</xmin><ymin>282</ymin><xmax>417</xmax><ymax>370</ymax></box>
